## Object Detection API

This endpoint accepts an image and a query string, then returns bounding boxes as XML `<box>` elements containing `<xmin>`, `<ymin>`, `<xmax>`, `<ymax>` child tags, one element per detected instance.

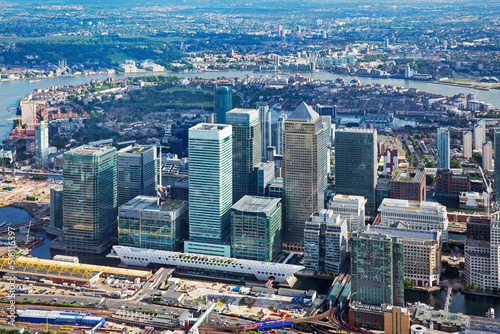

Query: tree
<box><xmin>426</xmin><ymin>174</ymin><xmax>435</xmax><ymax>186</ymax></box>
<box><xmin>34</xmin><ymin>163</ymin><xmax>42</xmax><ymax>169</ymax></box>
<box><xmin>411</xmin><ymin>280</ymin><xmax>416</xmax><ymax>287</ymax></box>
<box><xmin>404</xmin><ymin>279</ymin><xmax>410</xmax><ymax>286</ymax></box>
<box><xmin>472</xmin><ymin>283</ymin><xmax>478</xmax><ymax>291</ymax></box>
<box><xmin>426</xmin><ymin>161</ymin><xmax>436</xmax><ymax>168</ymax></box>
<box><xmin>465</xmin><ymin>283</ymin><xmax>470</xmax><ymax>290</ymax></box>
<box><xmin>450</xmin><ymin>159</ymin><xmax>462</xmax><ymax>169</ymax></box>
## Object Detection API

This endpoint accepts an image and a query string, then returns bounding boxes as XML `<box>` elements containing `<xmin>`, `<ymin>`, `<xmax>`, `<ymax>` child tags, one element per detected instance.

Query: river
<box><xmin>2</xmin><ymin>70</ymin><xmax>500</xmax><ymax>142</ymax></box>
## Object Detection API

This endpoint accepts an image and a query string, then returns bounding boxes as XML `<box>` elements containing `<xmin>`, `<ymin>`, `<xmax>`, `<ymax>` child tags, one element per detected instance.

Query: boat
<box><xmin>0</xmin><ymin>221</ymin><xmax>5</xmax><ymax>228</ymax></box>
<box><xmin>29</xmin><ymin>79</ymin><xmax>41</xmax><ymax>83</ymax></box>
<box><xmin>407</xmin><ymin>301</ymin><xmax>433</xmax><ymax>310</ymax></box>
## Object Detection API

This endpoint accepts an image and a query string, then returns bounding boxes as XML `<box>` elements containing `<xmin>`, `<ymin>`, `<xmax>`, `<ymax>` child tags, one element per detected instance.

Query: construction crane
<box><xmin>7</xmin><ymin>117</ymin><xmax>22</xmax><ymax>138</ymax></box>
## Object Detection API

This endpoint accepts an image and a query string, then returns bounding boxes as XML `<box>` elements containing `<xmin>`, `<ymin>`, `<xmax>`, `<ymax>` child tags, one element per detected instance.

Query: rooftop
<box><xmin>288</xmin><ymin>102</ymin><xmax>320</xmax><ymax>122</ymax></box>
<box><xmin>118</xmin><ymin>145</ymin><xmax>154</xmax><ymax>154</ymax></box>
<box><xmin>369</xmin><ymin>225</ymin><xmax>440</xmax><ymax>241</ymax></box>
<box><xmin>414</xmin><ymin>309</ymin><xmax>469</xmax><ymax>328</ymax></box>
<box><xmin>120</xmin><ymin>195</ymin><xmax>187</xmax><ymax>213</ymax></box>
<box><xmin>190</xmin><ymin>123</ymin><xmax>231</xmax><ymax>132</ymax></box>
<box><xmin>232</xmin><ymin>195</ymin><xmax>281</xmax><ymax>213</ymax></box>
<box><xmin>379</xmin><ymin>198</ymin><xmax>445</xmax><ymax>212</ymax></box>
<box><xmin>392</xmin><ymin>169</ymin><xmax>424</xmax><ymax>182</ymax></box>
<box><xmin>67</xmin><ymin>144</ymin><xmax>114</xmax><ymax>156</ymax></box>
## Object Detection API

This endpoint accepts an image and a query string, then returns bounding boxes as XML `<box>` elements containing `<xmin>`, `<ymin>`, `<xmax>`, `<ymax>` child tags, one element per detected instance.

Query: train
<box><xmin>340</xmin><ymin>320</ymin><xmax>376</xmax><ymax>334</ymax></box>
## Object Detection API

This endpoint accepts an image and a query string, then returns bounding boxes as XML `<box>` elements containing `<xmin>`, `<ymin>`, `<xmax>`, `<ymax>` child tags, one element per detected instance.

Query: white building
<box><xmin>482</xmin><ymin>141</ymin><xmax>493</xmax><ymax>171</ymax></box>
<box><xmin>463</xmin><ymin>131</ymin><xmax>472</xmax><ymax>160</ymax></box>
<box><xmin>35</xmin><ymin>121</ymin><xmax>49</xmax><ymax>165</ymax></box>
<box><xmin>369</xmin><ymin>224</ymin><xmax>441</xmax><ymax>287</ymax></box>
<box><xmin>465</xmin><ymin>213</ymin><xmax>500</xmax><ymax>290</ymax></box>
<box><xmin>20</xmin><ymin>99</ymin><xmax>37</xmax><ymax>126</ymax></box>
<box><xmin>303</xmin><ymin>210</ymin><xmax>348</xmax><ymax>274</ymax></box>
<box><xmin>120</xmin><ymin>60</ymin><xmax>137</xmax><ymax>74</ymax></box>
<box><xmin>474</xmin><ymin>120</ymin><xmax>486</xmax><ymax>151</ymax></box>
<box><xmin>378</xmin><ymin>198</ymin><xmax>449</xmax><ymax>243</ymax></box>
<box><xmin>327</xmin><ymin>194</ymin><xmax>366</xmax><ymax>232</ymax></box>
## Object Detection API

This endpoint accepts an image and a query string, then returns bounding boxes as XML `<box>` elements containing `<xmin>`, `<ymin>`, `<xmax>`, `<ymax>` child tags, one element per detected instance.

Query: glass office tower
<box><xmin>215</xmin><ymin>86</ymin><xmax>233</xmax><ymax>124</ymax></box>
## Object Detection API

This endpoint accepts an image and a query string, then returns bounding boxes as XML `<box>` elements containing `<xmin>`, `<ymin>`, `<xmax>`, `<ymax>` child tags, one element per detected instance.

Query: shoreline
<box><xmin>430</xmin><ymin>80</ymin><xmax>492</xmax><ymax>91</ymax></box>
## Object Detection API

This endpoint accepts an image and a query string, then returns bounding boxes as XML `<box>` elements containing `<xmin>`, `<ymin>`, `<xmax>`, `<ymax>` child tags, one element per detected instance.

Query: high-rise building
<box><xmin>61</xmin><ymin>145</ymin><xmax>118</xmax><ymax>253</ymax></box>
<box><xmin>35</xmin><ymin>121</ymin><xmax>49</xmax><ymax>165</ymax></box>
<box><xmin>226</xmin><ymin>108</ymin><xmax>261</xmax><ymax>203</ymax></box>
<box><xmin>184</xmin><ymin>123</ymin><xmax>232</xmax><ymax>257</ymax></box>
<box><xmin>463</xmin><ymin>131</ymin><xmax>472</xmax><ymax>159</ymax></box>
<box><xmin>258</xmin><ymin>102</ymin><xmax>271</xmax><ymax>161</ymax></box>
<box><xmin>384</xmin><ymin>306</ymin><xmax>410</xmax><ymax>334</ymax></box>
<box><xmin>303</xmin><ymin>210</ymin><xmax>348</xmax><ymax>274</ymax></box>
<box><xmin>390</xmin><ymin>169</ymin><xmax>426</xmax><ymax>202</ymax></box>
<box><xmin>231</xmin><ymin>196</ymin><xmax>282</xmax><ymax>262</ymax></box>
<box><xmin>117</xmin><ymin>145</ymin><xmax>157</xmax><ymax>207</ymax></box>
<box><xmin>283</xmin><ymin>102</ymin><xmax>329</xmax><ymax>251</ymax></box>
<box><xmin>350</xmin><ymin>230</ymin><xmax>404</xmax><ymax>307</ymax></box>
<box><xmin>482</xmin><ymin>141</ymin><xmax>493</xmax><ymax>171</ymax></box>
<box><xmin>20</xmin><ymin>100</ymin><xmax>37</xmax><ymax>126</ymax></box>
<box><xmin>214</xmin><ymin>86</ymin><xmax>233</xmax><ymax>124</ymax></box>
<box><xmin>379</xmin><ymin>198</ymin><xmax>449</xmax><ymax>243</ymax></box>
<box><xmin>327</xmin><ymin>194</ymin><xmax>366</xmax><ymax>232</ymax></box>
<box><xmin>465</xmin><ymin>212</ymin><xmax>500</xmax><ymax>290</ymax></box>
<box><xmin>474</xmin><ymin>120</ymin><xmax>486</xmax><ymax>151</ymax></box>
<box><xmin>495</xmin><ymin>130</ymin><xmax>500</xmax><ymax>201</ymax></box>
<box><xmin>50</xmin><ymin>185</ymin><xmax>63</xmax><ymax>230</ymax></box>
<box><xmin>276</xmin><ymin>114</ymin><xmax>287</xmax><ymax>156</ymax></box>
<box><xmin>118</xmin><ymin>196</ymin><xmax>188</xmax><ymax>251</ymax></box>
<box><xmin>254</xmin><ymin>161</ymin><xmax>275</xmax><ymax>196</ymax></box>
<box><xmin>369</xmin><ymin>224</ymin><xmax>442</xmax><ymax>287</ymax></box>
<box><xmin>335</xmin><ymin>129</ymin><xmax>377</xmax><ymax>213</ymax></box>
<box><xmin>314</xmin><ymin>104</ymin><xmax>336</xmax><ymax>119</ymax></box>
<box><xmin>437</xmin><ymin>128</ymin><xmax>450</xmax><ymax>169</ymax></box>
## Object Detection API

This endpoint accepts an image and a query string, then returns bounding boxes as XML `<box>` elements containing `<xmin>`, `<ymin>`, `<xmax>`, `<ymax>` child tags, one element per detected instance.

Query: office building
<box><xmin>283</xmin><ymin>102</ymin><xmax>330</xmax><ymax>251</ymax></box>
<box><xmin>467</xmin><ymin>215</ymin><xmax>491</xmax><ymax>241</ymax></box>
<box><xmin>436</xmin><ymin>169</ymin><xmax>470</xmax><ymax>198</ymax></box>
<box><xmin>376</xmin><ymin>178</ymin><xmax>391</xmax><ymax>210</ymax></box>
<box><xmin>350</xmin><ymin>230</ymin><xmax>404</xmax><ymax>307</ymax></box>
<box><xmin>231</xmin><ymin>196</ymin><xmax>282</xmax><ymax>262</ymax></box>
<box><xmin>474</xmin><ymin>120</ymin><xmax>486</xmax><ymax>151</ymax></box>
<box><xmin>390</xmin><ymin>169</ymin><xmax>426</xmax><ymax>202</ymax></box>
<box><xmin>35</xmin><ymin>121</ymin><xmax>49</xmax><ymax>165</ymax></box>
<box><xmin>117</xmin><ymin>145</ymin><xmax>157</xmax><ymax>207</ymax></box>
<box><xmin>50</xmin><ymin>186</ymin><xmax>63</xmax><ymax>230</ymax></box>
<box><xmin>258</xmin><ymin>102</ymin><xmax>271</xmax><ymax>161</ymax></box>
<box><xmin>214</xmin><ymin>86</ymin><xmax>232</xmax><ymax>124</ymax></box>
<box><xmin>254</xmin><ymin>162</ymin><xmax>275</xmax><ymax>196</ymax></box>
<box><xmin>482</xmin><ymin>141</ymin><xmax>493</xmax><ymax>171</ymax></box>
<box><xmin>314</xmin><ymin>104</ymin><xmax>336</xmax><ymax>119</ymax></box>
<box><xmin>495</xmin><ymin>130</ymin><xmax>500</xmax><ymax>201</ymax></box>
<box><xmin>465</xmin><ymin>212</ymin><xmax>500</xmax><ymax>290</ymax></box>
<box><xmin>303</xmin><ymin>210</ymin><xmax>348</xmax><ymax>274</ymax></box>
<box><xmin>437</xmin><ymin>128</ymin><xmax>450</xmax><ymax>169</ymax></box>
<box><xmin>335</xmin><ymin>129</ymin><xmax>378</xmax><ymax>213</ymax></box>
<box><xmin>184</xmin><ymin>123</ymin><xmax>232</xmax><ymax>257</ymax></box>
<box><xmin>378</xmin><ymin>198</ymin><xmax>449</xmax><ymax>243</ymax></box>
<box><xmin>369</xmin><ymin>224</ymin><xmax>442</xmax><ymax>287</ymax></box>
<box><xmin>384</xmin><ymin>306</ymin><xmax>410</xmax><ymax>334</ymax></box>
<box><xmin>118</xmin><ymin>196</ymin><xmax>188</xmax><ymax>251</ymax></box>
<box><xmin>226</xmin><ymin>108</ymin><xmax>261</xmax><ymax>203</ymax></box>
<box><xmin>463</xmin><ymin>131</ymin><xmax>472</xmax><ymax>159</ymax></box>
<box><xmin>276</xmin><ymin>114</ymin><xmax>287</xmax><ymax>156</ymax></box>
<box><xmin>60</xmin><ymin>145</ymin><xmax>118</xmax><ymax>253</ymax></box>
<box><xmin>327</xmin><ymin>194</ymin><xmax>366</xmax><ymax>232</ymax></box>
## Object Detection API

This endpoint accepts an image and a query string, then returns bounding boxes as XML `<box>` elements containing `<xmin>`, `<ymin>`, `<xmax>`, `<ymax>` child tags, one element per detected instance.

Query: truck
<box><xmin>83</xmin><ymin>293</ymin><xmax>95</xmax><ymax>297</ymax></box>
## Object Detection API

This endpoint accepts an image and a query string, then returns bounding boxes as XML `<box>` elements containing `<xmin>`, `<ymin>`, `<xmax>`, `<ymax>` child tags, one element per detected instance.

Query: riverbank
<box><xmin>430</xmin><ymin>80</ymin><xmax>491</xmax><ymax>91</ymax></box>
<box><xmin>462</xmin><ymin>289</ymin><xmax>500</xmax><ymax>299</ymax></box>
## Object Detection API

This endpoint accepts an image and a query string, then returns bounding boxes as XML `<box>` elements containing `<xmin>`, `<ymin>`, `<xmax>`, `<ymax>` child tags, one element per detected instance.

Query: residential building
<box><xmin>276</xmin><ymin>114</ymin><xmax>287</xmax><ymax>156</ymax></box>
<box><xmin>482</xmin><ymin>141</ymin><xmax>493</xmax><ymax>171</ymax></box>
<box><xmin>117</xmin><ymin>145</ymin><xmax>157</xmax><ymax>207</ymax></box>
<box><xmin>303</xmin><ymin>209</ymin><xmax>348</xmax><ymax>274</ymax></box>
<box><xmin>50</xmin><ymin>186</ymin><xmax>63</xmax><ymax>230</ymax></box>
<box><xmin>378</xmin><ymin>198</ymin><xmax>449</xmax><ymax>243</ymax></box>
<box><xmin>496</xmin><ymin>130</ymin><xmax>500</xmax><ymax>201</ymax></box>
<box><xmin>231</xmin><ymin>196</ymin><xmax>282</xmax><ymax>262</ymax></box>
<box><xmin>463</xmin><ymin>131</ymin><xmax>472</xmax><ymax>159</ymax></box>
<box><xmin>20</xmin><ymin>100</ymin><xmax>36</xmax><ymax>126</ymax></box>
<box><xmin>214</xmin><ymin>86</ymin><xmax>232</xmax><ymax>124</ymax></box>
<box><xmin>390</xmin><ymin>169</ymin><xmax>426</xmax><ymax>202</ymax></box>
<box><xmin>118</xmin><ymin>196</ymin><xmax>188</xmax><ymax>251</ymax></box>
<box><xmin>35</xmin><ymin>121</ymin><xmax>49</xmax><ymax>165</ymax></box>
<box><xmin>283</xmin><ymin>102</ymin><xmax>330</xmax><ymax>251</ymax></box>
<box><xmin>327</xmin><ymin>194</ymin><xmax>366</xmax><ymax>232</ymax></box>
<box><xmin>335</xmin><ymin>129</ymin><xmax>378</xmax><ymax>213</ymax></box>
<box><xmin>474</xmin><ymin>120</ymin><xmax>486</xmax><ymax>151</ymax></box>
<box><xmin>350</xmin><ymin>230</ymin><xmax>404</xmax><ymax>307</ymax></box>
<box><xmin>384</xmin><ymin>306</ymin><xmax>411</xmax><ymax>334</ymax></box>
<box><xmin>369</xmin><ymin>224</ymin><xmax>441</xmax><ymax>287</ymax></box>
<box><xmin>436</xmin><ymin>169</ymin><xmax>470</xmax><ymax>198</ymax></box>
<box><xmin>60</xmin><ymin>145</ymin><xmax>117</xmax><ymax>253</ymax></box>
<box><xmin>184</xmin><ymin>123</ymin><xmax>232</xmax><ymax>257</ymax></box>
<box><xmin>437</xmin><ymin>128</ymin><xmax>450</xmax><ymax>169</ymax></box>
<box><xmin>258</xmin><ymin>102</ymin><xmax>272</xmax><ymax>161</ymax></box>
<box><xmin>226</xmin><ymin>108</ymin><xmax>261</xmax><ymax>203</ymax></box>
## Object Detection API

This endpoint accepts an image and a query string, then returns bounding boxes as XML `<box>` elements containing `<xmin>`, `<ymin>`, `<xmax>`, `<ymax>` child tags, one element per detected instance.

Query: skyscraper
<box><xmin>437</xmin><ymin>127</ymin><xmax>450</xmax><ymax>169</ymax></box>
<box><xmin>463</xmin><ymin>131</ymin><xmax>472</xmax><ymax>159</ymax></box>
<box><xmin>214</xmin><ymin>86</ymin><xmax>233</xmax><ymax>124</ymax></box>
<box><xmin>117</xmin><ymin>145</ymin><xmax>158</xmax><ymax>207</ymax></box>
<box><xmin>35</xmin><ymin>120</ymin><xmax>49</xmax><ymax>165</ymax></box>
<box><xmin>483</xmin><ymin>141</ymin><xmax>493</xmax><ymax>171</ymax></box>
<box><xmin>335</xmin><ymin>129</ymin><xmax>377</xmax><ymax>213</ymax></box>
<box><xmin>61</xmin><ymin>145</ymin><xmax>118</xmax><ymax>253</ymax></box>
<box><xmin>495</xmin><ymin>130</ymin><xmax>500</xmax><ymax>201</ymax></box>
<box><xmin>474</xmin><ymin>120</ymin><xmax>486</xmax><ymax>151</ymax></box>
<box><xmin>258</xmin><ymin>102</ymin><xmax>271</xmax><ymax>161</ymax></box>
<box><xmin>276</xmin><ymin>114</ymin><xmax>287</xmax><ymax>156</ymax></box>
<box><xmin>283</xmin><ymin>102</ymin><xmax>329</xmax><ymax>251</ymax></box>
<box><xmin>226</xmin><ymin>108</ymin><xmax>261</xmax><ymax>203</ymax></box>
<box><xmin>184</xmin><ymin>123</ymin><xmax>233</xmax><ymax>257</ymax></box>
<box><xmin>350</xmin><ymin>231</ymin><xmax>404</xmax><ymax>307</ymax></box>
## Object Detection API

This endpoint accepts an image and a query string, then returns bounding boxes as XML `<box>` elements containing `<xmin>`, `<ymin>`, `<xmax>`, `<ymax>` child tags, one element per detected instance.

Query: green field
<box><xmin>0</xmin><ymin>35</ymin><xmax>98</xmax><ymax>44</ymax></box>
